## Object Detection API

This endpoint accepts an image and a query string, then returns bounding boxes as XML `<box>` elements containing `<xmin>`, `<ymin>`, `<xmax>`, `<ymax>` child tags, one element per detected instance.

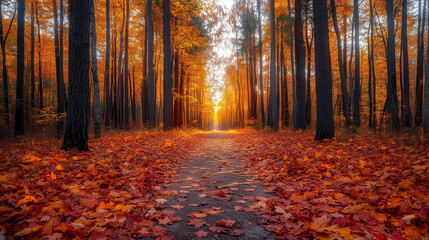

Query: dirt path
<box><xmin>159</xmin><ymin>132</ymin><xmax>276</xmax><ymax>239</ymax></box>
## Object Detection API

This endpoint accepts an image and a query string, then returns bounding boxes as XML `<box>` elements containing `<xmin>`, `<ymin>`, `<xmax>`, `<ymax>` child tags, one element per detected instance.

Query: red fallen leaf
<box><xmin>209</xmin><ymin>225</ymin><xmax>229</xmax><ymax>233</ymax></box>
<box><xmin>158</xmin><ymin>217</ymin><xmax>172</xmax><ymax>225</ymax></box>
<box><xmin>231</xmin><ymin>229</ymin><xmax>245</xmax><ymax>236</ymax></box>
<box><xmin>373</xmin><ymin>232</ymin><xmax>387</xmax><ymax>240</ymax></box>
<box><xmin>123</xmin><ymin>215</ymin><xmax>137</xmax><ymax>229</ymax></box>
<box><xmin>151</xmin><ymin>226</ymin><xmax>167</xmax><ymax>237</ymax></box>
<box><xmin>234</xmin><ymin>205</ymin><xmax>244</xmax><ymax>211</ymax></box>
<box><xmin>189</xmin><ymin>212</ymin><xmax>207</xmax><ymax>219</ymax></box>
<box><xmin>177</xmin><ymin>198</ymin><xmax>187</xmax><ymax>202</ymax></box>
<box><xmin>216</xmin><ymin>219</ymin><xmax>236</xmax><ymax>227</ymax></box>
<box><xmin>188</xmin><ymin>219</ymin><xmax>208</xmax><ymax>228</ymax></box>
<box><xmin>189</xmin><ymin>204</ymin><xmax>200</xmax><ymax>207</ymax></box>
<box><xmin>195</xmin><ymin>230</ymin><xmax>208</xmax><ymax>238</ymax></box>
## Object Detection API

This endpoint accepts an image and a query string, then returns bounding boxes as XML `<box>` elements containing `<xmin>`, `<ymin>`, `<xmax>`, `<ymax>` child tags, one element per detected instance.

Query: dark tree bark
<box><xmin>313</xmin><ymin>0</ymin><xmax>334</xmax><ymax>140</ymax></box>
<box><xmin>147</xmin><ymin>0</ymin><xmax>155</xmax><ymax>126</ymax></box>
<box><xmin>424</xmin><ymin>1</ymin><xmax>429</xmax><ymax>131</ymax></box>
<box><xmin>30</xmin><ymin>2</ymin><xmax>35</xmax><ymax>111</ymax></box>
<box><xmin>331</xmin><ymin>0</ymin><xmax>351</xmax><ymax>126</ymax></box>
<box><xmin>353</xmin><ymin>0</ymin><xmax>360</xmax><ymax>127</ymax></box>
<box><xmin>90</xmin><ymin>0</ymin><xmax>101</xmax><ymax>137</ymax></box>
<box><xmin>14</xmin><ymin>0</ymin><xmax>25</xmax><ymax>136</ymax></box>
<box><xmin>305</xmin><ymin>8</ymin><xmax>313</xmax><ymax>126</ymax></box>
<box><xmin>287</xmin><ymin>0</ymin><xmax>296</xmax><ymax>128</ymax></box>
<box><xmin>1</xmin><ymin>1</ymin><xmax>16</xmax><ymax>125</ymax></box>
<box><xmin>104</xmin><ymin>0</ymin><xmax>110</xmax><ymax>127</ymax></box>
<box><xmin>163</xmin><ymin>0</ymin><xmax>172</xmax><ymax>130</ymax></box>
<box><xmin>124</xmin><ymin>0</ymin><xmax>129</xmax><ymax>129</ymax></box>
<box><xmin>370</xmin><ymin>0</ymin><xmax>376</xmax><ymax>128</ymax></box>
<box><xmin>62</xmin><ymin>0</ymin><xmax>91</xmax><ymax>151</ymax></box>
<box><xmin>386</xmin><ymin>0</ymin><xmax>400</xmax><ymax>130</ymax></box>
<box><xmin>53</xmin><ymin>0</ymin><xmax>65</xmax><ymax>139</ymax></box>
<box><xmin>416</xmin><ymin>0</ymin><xmax>425</xmax><ymax>126</ymax></box>
<box><xmin>268</xmin><ymin>0</ymin><xmax>278</xmax><ymax>130</ymax></box>
<box><xmin>173</xmin><ymin>51</ymin><xmax>179</xmax><ymax>127</ymax></box>
<box><xmin>295</xmin><ymin>0</ymin><xmax>306</xmax><ymax>130</ymax></box>
<box><xmin>401</xmin><ymin>0</ymin><xmax>411</xmax><ymax>127</ymax></box>
<box><xmin>257</xmin><ymin>0</ymin><xmax>264</xmax><ymax>126</ymax></box>
<box><xmin>116</xmin><ymin>6</ymin><xmax>125</xmax><ymax>129</ymax></box>
<box><xmin>36</xmin><ymin>1</ymin><xmax>43</xmax><ymax>109</ymax></box>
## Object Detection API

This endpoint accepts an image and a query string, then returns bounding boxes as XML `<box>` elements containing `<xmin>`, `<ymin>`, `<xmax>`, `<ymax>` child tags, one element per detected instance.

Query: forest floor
<box><xmin>0</xmin><ymin>129</ymin><xmax>428</xmax><ymax>239</ymax></box>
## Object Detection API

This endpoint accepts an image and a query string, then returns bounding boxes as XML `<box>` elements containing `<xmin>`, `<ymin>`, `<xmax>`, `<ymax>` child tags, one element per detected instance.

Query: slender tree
<box><xmin>369</xmin><ymin>0</ymin><xmax>376</xmax><ymax>128</ymax></box>
<box><xmin>331</xmin><ymin>0</ymin><xmax>351</xmax><ymax>126</ymax></box>
<box><xmin>401</xmin><ymin>0</ymin><xmax>411</xmax><ymax>127</ymax></box>
<box><xmin>386</xmin><ymin>0</ymin><xmax>400</xmax><ymax>130</ymax></box>
<box><xmin>1</xmin><ymin>1</ymin><xmax>16</xmax><ymax>125</ymax></box>
<box><xmin>63</xmin><ymin>0</ymin><xmax>91</xmax><ymax>151</ymax></box>
<box><xmin>124</xmin><ymin>0</ymin><xmax>130</xmax><ymax>129</ymax></box>
<box><xmin>36</xmin><ymin>1</ymin><xmax>43</xmax><ymax>109</ymax></box>
<box><xmin>14</xmin><ymin>0</ymin><xmax>25</xmax><ymax>136</ymax></box>
<box><xmin>30</xmin><ymin>2</ymin><xmax>35</xmax><ymax>111</ymax></box>
<box><xmin>90</xmin><ymin>0</ymin><xmax>101</xmax><ymax>137</ymax></box>
<box><xmin>53</xmin><ymin>0</ymin><xmax>65</xmax><ymax>138</ymax></box>
<box><xmin>163</xmin><ymin>0</ymin><xmax>172</xmax><ymax>130</ymax></box>
<box><xmin>287</xmin><ymin>0</ymin><xmax>296</xmax><ymax>128</ymax></box>
<box><xmin>147</xmin><ymin>0</ymin><xmax>156</xmax><ymax>126</ymax></box>
<box><xmin>268</xmin><ymin>0</ymin><xmax>278</xmax><ymax>130</ymax></box>
<box><xmin>353</xmin><ymin>0</ymin><xmax>360</xmax><ymax>127</ymax></box>
<box><xmin>295</xmin><ymin>0</ymin><xmax>306</xmax><ymax>130</ymax></box>
<box><xmin>313</xmin><ymin>0</ymin><xmax>334</xmax><ymax>140</ymax></box>
<box><xmin>116</xmin><ymin>6</ymin><xmax>125</xmax><ymax>128</ymax></box>
<box><xmin>257</xmin><ymin>0</ymin><xmax>264</xmax><ymax>126</ymax></box>
<box><xmin>104</xmin><ymin>0</ymin><xmax>110</xmax><ymax>127</ymax></box>
<box><xmin>424</xmin><ymin>1</ymin><xmax>429</xmax><ymax>131</ymax></box>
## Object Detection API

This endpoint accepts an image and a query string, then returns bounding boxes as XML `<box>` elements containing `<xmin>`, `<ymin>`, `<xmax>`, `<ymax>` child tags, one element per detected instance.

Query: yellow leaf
<box><xmin>325</xmin><ymin>172</ymin><xmax>331</xmax><ymax>178</ymax></box>
<box><xmin>315</xmin><ymin>152</ymin><xmax>322</xmax><ymax>158</ymax></box>
<box><xmin>303</xmin><ymin>155</ymin><xmax>309</xmax><ymax>161</ymax></box>
<box><xmin>327</xmin><ymin>155</ymin><xmax>334</xmax><ymax>159</ymax></box>
<box><xmin>97</xmin><ymin>202</ymin><xmax>106</xmax><ymax>210</ymax></box>
<box><xmin>398</xmin><ymin>179</ymin><xmax>413</xmax><ymax>188</ymax></box>
<box><xmin>14</xmin><ymin>228</ymin><xmax>32</xmax><ymax>237</ymax></box>
<box><xmin>121</xmin><ymin>205</ymin><xmax>132</xmax><ymax>213</ymax></box>
<box><xmin>359</xmin><ymin>160</ymin><xmax>366</xmax><ymax>168</ymax></box>
<box><xmin>56</xmin><ymin>164</ymin><xmax>64</xmax><ymax>171</ymax></box>
<box><xmin>87</xmin><ymin>164</ymin><xmax>94</xmax><ymax>171</ymax></box>
<box><xmin>114</xmin><ymin>204</ymin><xmax>123</xmax><ymax>211</ymax></box>
<box><xmin>50</xmin><ymin>172</ymin><xmax>56</xmax><ymax>181</ymax></box>
<box><xmin>375</xmin><ymin>214</ymin><xmax>387</xmax><ymax>222</ymax></box>
<box><xmin>335</xmin><ymin>193</ymin><xmax>344</xmax><ymax>200</ymax></box>
<box><xmin>283</xmin><ymin>155</ymin><xmax>288</xmax><ymax>160</ymax></box>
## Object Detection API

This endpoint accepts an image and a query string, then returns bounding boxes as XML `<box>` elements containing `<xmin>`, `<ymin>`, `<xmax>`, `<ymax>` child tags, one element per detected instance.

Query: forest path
<box><xmin>160</xmin><ymin>131</ymin><xmax>276</xmax><ymax>239</ymax></box>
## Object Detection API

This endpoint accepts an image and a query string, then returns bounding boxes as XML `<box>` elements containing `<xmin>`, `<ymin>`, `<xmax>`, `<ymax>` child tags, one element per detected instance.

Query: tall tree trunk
<box><xmin>124</xmin><ymin>0</ymin><xmax>129</xmax><ymax>129</ymax></box>
<box><xmin>14</xmin><ymin>0</ymin><xmax>25</xmax><ymax>136</ymax></box>
<box><xmin>370</xmin><ymin>0</ymin><xmax>376</xmax><ymax>128</ymax></box>
<box><xmin>90</xmin><ymin>0</ymin><xmax>101</xmax><ymax>137</ymax></box>
<box><xmin>386</xmin><ymin>0</ymin><xmax>400</xmax><ymax>130</ymax></box>
<box><xmin>401</xmin><ymin>0</ymin><xmax>411</xmax><ymax>127</ymax></box>
<box><xmin>353</xmin><ymin>0</ymin><xmax>360</xmax><ymax>127</ymax></box>
<box><xmin>287</xmin><ymin>0</ymin><xmax>296</xmax><ymax>128</ymax></box>
<box><xmin>295</xmin><ymin>0</ymin><xmax>306</xmax><ymax>130</ymax></box>
<box><xmin>104</xmin><ymin>0</ymin><xmax>110</xmax><ymax>127</ymax></box>
<box><xmin>30</xmin><ymin>2</ymin><xmax>35</xmax><ymax>112</ymax></box>
<box><xmin>147</xmin><ymin>0</ymin><xmax>155</xmax><ymax>126</ymax></box>
<box><xmin>424</xmin><ymin>1</ymin><xmax>429</xmax><ymax>131</ymax></box>
<box><xmin>268</xmin><ymin>0</ymin><xmax>278</xmax><ymax>130</ymax></box>
<box><xmin>305</xmin><ymin>8</ymin><xmax>313</xmax><ymax>126</ymax></box>
<box><xmin>1</xmin><ymin>1</ymin><xmax>15</xmax><ymax>125</ymax></box>
<box><xmin>116</xmin><ymin>7</ymin><xmax>125</xmax><ymax>129</ymax></box>
<box><xmin>53</xmin><ymin>0</ymin><xmax>65</xmax><ymax>138</ymax></box>
<box><xmin>36</xmin><ymin>1</ymin><xmax>43</xmax><ymax>109</ymax></box>
<box><xmin>313</xmin><ymin>0</ymin><xmax>334</xmax><ymax>140</ymax></box>
<box><xmin>257</xmin><ymin>0</ymin><xmax>264</xmax><ymax>126</ymax></box>
<box><xmin>416</xmin><ymin>0</ymin><xmax>425</xmax><ymax>126</ymax></box>
<box><xmin>63</xmin><ymin>0</ymin><xmax>91</xmax><ymax>151</ymax></box>
<box><xmin>331</xmin><ymin>0</ymin><xmax>351</xmax><ymax>126</ymax></box>
<box><xmin>163</xmin><ymin>0</ymin><xmax>172</xmax><ymax>130</ymax></box>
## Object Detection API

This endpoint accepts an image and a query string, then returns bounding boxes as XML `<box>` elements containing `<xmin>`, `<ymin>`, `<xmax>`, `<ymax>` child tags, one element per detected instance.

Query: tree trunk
<box><xmin>353</xmin><ymin>0</ymin><xmax>360</xmax><ymax>127</ymax></box>
<box><xmin>416</xmin><ymin>0</ymin><xmax>426</xmax><ymax>126</ymax></box>
<box><xmin>287</xmin><ymin>0</ymin><xmax>296</xmax><ymax>128</ymax></box>
<box><xmin>257</xmin><ymin>0</ymin><xmax>264</xmax><ymax>126</ymax></box>
<box><xmin>116</xmin><ymin>8</ymin><xmax>125</xmax><ymax>129</ymax></box>
<box><xmin>124</xmin><ymin>0</ymin><xmax>129</xmax><ymax>129</ymax></box>
<box><xmin>401</xmin><ymin>0</ymin><xmax>411</xmax><ymax>127</ymax></box>
<box><xmin>370</xmin><ymin>0</ymin><xmax>377</xmax><ymax>128</ymax></box>
<box><xmin>295</xmin><ymin>0</ymin><xmax>306</xmax><ymax>130</ymax></box>
<box><xmin>30</xmin><ymin>2</ymin><xmax>35</xmax><ymax>111</ymax></box>
<box><xmin>163</xmin><ymin>0</ymin><xmax>172</xmax><ymax>130</ymax></box>
<box><xmin>305</xmin><ymin>9</ymin><xmax>313</xmax><ymax>126</ymax></box>
<box><xmin>14</xmin><ymin>0</ymin><xmax>25</xmax><ymax>136</ymax></box>
<box><xmin>36</xmin><ymin>2</ymin><xmax>43</xmax><ymax>110</ymax></box>
<box><xmin>147</xmin><ymin>0</ymin><xmax>155</xmax><ymax>126</ymax></box>
<box><xmin>90</xmin><ymin>0</ymin><xmax>101</xmax><ymax>137</ymax></box>
<box><xmin>104</xmin><ymin>0</ymin><xmax>110</xmax><ymax>127</ymax></box>
<box><xmin>62</xmin><ymin>0</ymin><xmax>91</xmax><ymax>151</ymax></box>
<box><xmin>424</xmin><ymin>1</ymin><xmax>429</xmax><ymax>131</ymax></box>
<box><xmin>313</xmin><ymin>0</ymin><xmax>334</xmax><ymax>140</ymax></box>
<box><xmin>268</xmin><ymin>0</ymin><xmax>278</xmax><ymax>130</ymax></box>
<box><xmin>53</xmin><ymin>0</ymin><xmax>65</xmax><ymax>138</ymax></box>
<box><xmin>386</xmin><ymin>0</ymin><xmax>400</xmax><ymax>130</ymax></box>
<box><xmin>331</xmin><ymin>0</ymin><xmax>351</xmax><ymax>126</ymax></box>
